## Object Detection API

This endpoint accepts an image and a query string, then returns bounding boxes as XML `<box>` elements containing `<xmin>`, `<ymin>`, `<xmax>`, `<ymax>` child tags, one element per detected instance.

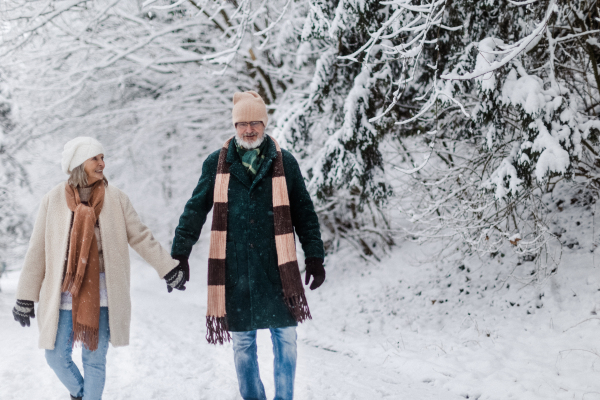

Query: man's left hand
<box><xmin>304</xmin><ymin>257</ymin><xmax>325</xmax><ymax>290</ymax></box>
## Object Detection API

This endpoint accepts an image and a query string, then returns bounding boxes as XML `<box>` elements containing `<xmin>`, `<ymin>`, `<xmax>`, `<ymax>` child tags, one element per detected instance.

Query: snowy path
<box><xmin>3</xmin><ymin>231</ymin><xmax>600</xmax><ymax>399</ymax></box>
<box><xmin>0</xmin><ymin>239</ymin><xmax>461</xmax><ymax>400</ymax></box>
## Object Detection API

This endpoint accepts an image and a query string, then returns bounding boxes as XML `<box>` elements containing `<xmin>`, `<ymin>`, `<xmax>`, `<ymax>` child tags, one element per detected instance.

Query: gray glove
<box><xmin>13</xmin><ymin>299</ymin><xmax>35</xmax><ymax>327</ymax></box>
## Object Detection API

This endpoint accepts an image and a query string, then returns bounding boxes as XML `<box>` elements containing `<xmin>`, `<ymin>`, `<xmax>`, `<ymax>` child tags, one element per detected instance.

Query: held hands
<box><xmin>166</xmin><ymin>256</ymin><xmax>190</xmax><ymax>293</ymax></box>
<box><xmin>304</xmin><ymin>257</ymin><xmax>325</xmax><ymax>290</ymax></box>
<box><xmin>12</xmin><ymin>300</ymin><xmax>35</xmax><ymax>327</ymax></box>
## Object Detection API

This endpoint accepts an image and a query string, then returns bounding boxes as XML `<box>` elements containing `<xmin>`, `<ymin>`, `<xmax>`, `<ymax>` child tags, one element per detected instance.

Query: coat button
<box><xmin>250</xmin><ymin>219</ymin><xmax>255</xmax><ymax>224</ymax></box>
<box><xmin>249</xmin><ymin>243</ymin><xmax>254</xmax><ymax>248</ymax></box>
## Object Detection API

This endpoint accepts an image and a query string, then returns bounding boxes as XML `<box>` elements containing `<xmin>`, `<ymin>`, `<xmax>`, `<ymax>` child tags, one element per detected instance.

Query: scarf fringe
<box><xmin>60</xmin><ymin>272</ymin><xmax>74</xmax><ymax>293</ymax></box>
<box><xmin>72</xmin><ymin>322</ymin><xmax>100</xmax><ymax>351</ymax></box>
<box><xmin>206</xmin><ymin>316</ymin><xmax>231</xmax><ymax>345</ymax></box>
<box><xmin>61</xmin><ymin>272</ymin><xmax>85</xmax><ymax>298</ymax></box>
<box><xmin>284</xmin><ymin>293</ymin><xmax>312</xmax><ymax>323</ymax></box>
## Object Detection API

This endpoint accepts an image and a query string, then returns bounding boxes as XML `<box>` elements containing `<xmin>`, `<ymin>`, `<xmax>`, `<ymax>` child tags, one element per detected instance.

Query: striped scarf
<box><xmin>206</xmin><ymin>135</ymin><xmax>311</xmax><ymax>344</ymax></box>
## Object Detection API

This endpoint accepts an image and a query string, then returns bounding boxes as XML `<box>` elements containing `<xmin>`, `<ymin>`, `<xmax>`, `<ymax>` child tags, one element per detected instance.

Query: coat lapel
<box><xmin>98</xmin><ymin>185</ymin><xmax>116</xmax><ymax>246</ymax></box>
<box><xmin>57</xmin><ymin>184</ymin><xmax>74</xmax><ymax>273</ymax></box>
<box><xmin>226</xmin><ymin>141</ymin><xmax>252</xmax><ymax>189</ymax></box>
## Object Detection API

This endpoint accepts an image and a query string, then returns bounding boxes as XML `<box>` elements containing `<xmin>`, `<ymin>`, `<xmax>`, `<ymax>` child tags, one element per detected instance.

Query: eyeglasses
<box><xmin>236</xmin><ymin>121</ymin><xmax>263</xmax><ymax>128</ymax></box>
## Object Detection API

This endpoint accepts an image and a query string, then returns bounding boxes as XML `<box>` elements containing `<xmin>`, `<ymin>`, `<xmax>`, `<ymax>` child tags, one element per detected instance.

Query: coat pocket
<box><xmin>226</xmin><ymin>242</ymin><xmax>239</xmax><ymax>288</ymax></box>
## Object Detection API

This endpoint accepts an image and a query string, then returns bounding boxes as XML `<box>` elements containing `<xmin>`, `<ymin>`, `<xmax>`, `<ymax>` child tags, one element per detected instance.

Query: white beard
<box><xmin>236</xmin><ymin>134</ymin><xmax>265</xmax><ymax>149</ymax></box>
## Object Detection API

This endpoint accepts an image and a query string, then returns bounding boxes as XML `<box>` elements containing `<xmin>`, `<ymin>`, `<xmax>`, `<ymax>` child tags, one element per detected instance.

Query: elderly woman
<box><xmin>11</xmin><ymin>137</ymin><xmax>187</xmax><ymax>400</ymax></box>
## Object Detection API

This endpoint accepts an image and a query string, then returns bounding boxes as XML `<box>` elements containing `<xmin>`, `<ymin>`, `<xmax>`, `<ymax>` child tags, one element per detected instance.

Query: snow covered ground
<box><xmin>2</xmin><ymin>202</ymin><xmax>600</xmax><ymax>399</ymax></box>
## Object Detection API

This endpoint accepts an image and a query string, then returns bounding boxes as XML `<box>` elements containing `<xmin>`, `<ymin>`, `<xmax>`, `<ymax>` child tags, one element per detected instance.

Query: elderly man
<box><xmin>171</xmin><ymin>91</ymin><xmax>325</xmax><ymax>400</ymax></box>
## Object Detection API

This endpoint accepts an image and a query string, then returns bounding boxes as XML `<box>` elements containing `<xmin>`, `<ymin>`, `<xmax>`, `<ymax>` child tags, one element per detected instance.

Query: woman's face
<box><xmin>83</xmin><ymin>154</ymin><xmax>105</xmax><ymax>185</ymax></box>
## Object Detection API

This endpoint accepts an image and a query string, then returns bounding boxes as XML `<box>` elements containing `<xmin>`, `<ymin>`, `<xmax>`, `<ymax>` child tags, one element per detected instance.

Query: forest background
<box><xmin>0</xmin><ymin>0</ymin><xmax>599</xmax><ymax>270</ymax></box>
<box><xmin>1</xmin><ymin>1</ymin><xmax>600</xmax><ymax>398</ymax></box>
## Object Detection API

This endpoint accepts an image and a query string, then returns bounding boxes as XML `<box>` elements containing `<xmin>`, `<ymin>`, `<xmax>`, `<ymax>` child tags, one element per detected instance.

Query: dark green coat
<box><xmin>172</xmin><ymin>136</ymin><xmax>324</xmax><ymax>331</ymax></box>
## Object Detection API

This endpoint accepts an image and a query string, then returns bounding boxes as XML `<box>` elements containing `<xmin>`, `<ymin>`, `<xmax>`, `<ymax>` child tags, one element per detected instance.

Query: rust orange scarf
<box><xmin>62</xmin><ymin>180</ymin><xmax>105</xmax><ymax>351</ymax></box>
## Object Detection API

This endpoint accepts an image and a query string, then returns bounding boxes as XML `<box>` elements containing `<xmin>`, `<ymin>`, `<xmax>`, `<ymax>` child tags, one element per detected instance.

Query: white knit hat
<box><xmin>61</xmin><ymin>137</ymin><xmax>105</xmax><ymax>174</ymax></box>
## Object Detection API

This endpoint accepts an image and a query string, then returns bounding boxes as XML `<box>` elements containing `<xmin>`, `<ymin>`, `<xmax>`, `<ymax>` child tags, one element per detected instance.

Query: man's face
<box><xmin>235</xmin><ymin>121</ymin><xmax>265</xmax><ymax>149</ymax></box>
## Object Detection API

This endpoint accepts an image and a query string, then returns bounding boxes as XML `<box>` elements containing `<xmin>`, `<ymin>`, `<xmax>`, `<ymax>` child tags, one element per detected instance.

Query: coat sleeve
<box><xmin>119</xmin><ymin>191</ymin><xmax>178</xmax><ymax>279</ymax></box>
<box><xmin>283</xmin><ymin>151</ymin><xmax>325</xmax><ymax>260</ymax></box>
<box><xmin>16</xmin><ymin>195</ymin><xmax>49</xmax><ymax>302</ymax></box>
<box><xmin>171</xmin><ymin>151</ymin><xmax>219</xmax><ymax>258</ymax></box>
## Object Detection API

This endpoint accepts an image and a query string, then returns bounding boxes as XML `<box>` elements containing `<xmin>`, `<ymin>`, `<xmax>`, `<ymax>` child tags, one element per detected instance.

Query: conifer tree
<box><xmin>277</xmin><ymin>0</ymin><xmax>600</xmax><ymax>268</ymax></box>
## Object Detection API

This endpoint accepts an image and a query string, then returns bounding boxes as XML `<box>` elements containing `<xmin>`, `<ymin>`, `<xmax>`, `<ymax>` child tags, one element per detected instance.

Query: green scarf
<box><xmin>236</xmin><ymin>137</ymin><xmax>268</xmax><ymax>177</ymax></box>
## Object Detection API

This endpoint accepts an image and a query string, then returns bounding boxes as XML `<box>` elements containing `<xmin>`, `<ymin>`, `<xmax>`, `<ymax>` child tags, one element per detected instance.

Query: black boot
<box><xmin>71</xmin><ymin>395</ymin><xmax>82</xmax><ymax>400</ymax></box>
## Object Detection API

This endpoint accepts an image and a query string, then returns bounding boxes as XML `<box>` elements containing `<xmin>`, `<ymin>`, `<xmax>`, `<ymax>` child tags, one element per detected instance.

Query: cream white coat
<box><xmin>16</xmin><ymin>182</ymin><xmax>178</xmax><ymax>349</ymax></box>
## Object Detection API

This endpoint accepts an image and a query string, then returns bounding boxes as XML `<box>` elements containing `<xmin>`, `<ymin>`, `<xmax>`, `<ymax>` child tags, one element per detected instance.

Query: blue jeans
<box><xmin>45</xmin><ymin>308</ymin><xmax>110</xmax><ymax>400</ymax></box>
<box><xmin>232</xmin><ymin>326</ymin><xmax>297</xmax><ymax>400</ymax></box>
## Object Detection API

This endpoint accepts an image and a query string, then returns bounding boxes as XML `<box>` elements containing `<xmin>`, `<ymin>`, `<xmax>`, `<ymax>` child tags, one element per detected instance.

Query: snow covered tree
<box><xmin>2</xmin><ymin>0</ymin><xmax>599</xmax><ymax>270</ymax></box>
<box><xmin>275</xmin><ymin>0</ymin><xmax>600</xmax><ymax>271</ymax></box>
<box><xmin>274</xmin><ymin>1</ymin><xmax>413</xmax><ymax>258</ymax></box>
<box><xmin>0</xmin><ymin>73</ymin><xmax>31</xmax><ymax>266</ymax></box>
<box><xmin>402</xmin><ymin>0</ymin><xmax>600</xmax><ymax>275</ymax></box>
<box><xmin>0</xmin><ymin>0</ymin><xmax>311</xmax><ymax>242</ymax></box>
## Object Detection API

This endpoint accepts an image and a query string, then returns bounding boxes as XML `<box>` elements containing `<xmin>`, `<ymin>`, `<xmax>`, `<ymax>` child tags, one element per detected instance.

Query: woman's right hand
<box><xmin>12</xmin><ymin>300</ymin><xmax>35</xmax><ymax>327</ymax></box>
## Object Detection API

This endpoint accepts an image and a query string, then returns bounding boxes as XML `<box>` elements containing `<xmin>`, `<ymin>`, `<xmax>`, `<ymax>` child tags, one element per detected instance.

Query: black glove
<box><xmin>172</xmin><ymin>255</ymin><xmax>190</xmax><ymax>283</ymax></box>
<box><xmin>165</xmin><ymin>256</ymin><xmax>189</xmax><ymax>293</ymax></box>
<box><xmin>304</xmin><ymin>257</ymin><xmax>325</xmax><ymax>290</ymax></box>
<box><xmin>12</xmin><ymin>299</ymin><xmax>35</xmax><ymax>327</ymax></box>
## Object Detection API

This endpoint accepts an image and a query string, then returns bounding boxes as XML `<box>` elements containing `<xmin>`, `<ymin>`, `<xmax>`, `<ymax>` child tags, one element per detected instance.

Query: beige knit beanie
<box><xmin>232</xmin><ymin>91</ymin><xmax>268</xmax><ymax>127</ymax></box>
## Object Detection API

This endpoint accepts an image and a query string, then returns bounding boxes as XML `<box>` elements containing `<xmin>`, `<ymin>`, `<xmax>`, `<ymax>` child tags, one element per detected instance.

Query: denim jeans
<box><xmin>232</xmin><ymin>326</ymin><xmax>297</xmax><ymax>400</ymax></box>
<box><xmin>45</xmin><ymin>308</ymin><xmax>110</xmax><ymax>400</ymax></box>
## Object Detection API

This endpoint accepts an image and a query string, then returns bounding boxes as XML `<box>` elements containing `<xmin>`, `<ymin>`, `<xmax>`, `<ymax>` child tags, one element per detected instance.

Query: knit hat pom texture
<box><xmin>61</xmin><ymin>137</ymin><xmax>105</xmax><ymax>174</ymax></box>
<box><xmin>232</xmin><ymin>91</ymin><xmax>268</xmax><ymax>127</ymax></box>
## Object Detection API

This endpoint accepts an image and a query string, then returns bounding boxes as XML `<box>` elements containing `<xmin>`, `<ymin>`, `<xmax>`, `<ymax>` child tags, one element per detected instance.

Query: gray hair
<box><xmin>67</xmin><ymin>162</ymin><xmax>108</xmax><ymax>188</ymax></box>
